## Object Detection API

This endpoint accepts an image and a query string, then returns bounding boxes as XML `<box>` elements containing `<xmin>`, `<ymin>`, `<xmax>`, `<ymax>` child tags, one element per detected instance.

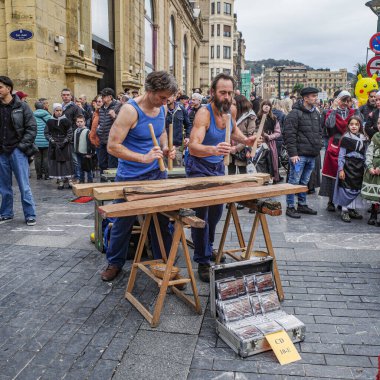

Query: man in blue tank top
<box><xmin>100</xmin><ymin>71</ymin><xmax>177</xmax><ymax>281</ymax></box>
<box><xmin>187</xmin><ymin>73</ymin><xmax>257</xmax><ymax>282</ymax></box>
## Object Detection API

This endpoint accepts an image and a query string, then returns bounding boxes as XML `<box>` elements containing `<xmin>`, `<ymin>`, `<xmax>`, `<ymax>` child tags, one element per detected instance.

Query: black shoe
<box><xmin>327</xmin><ymin>202</ymin><xmax>335</xmax><ymax>212</ymax></box>
<box><xmin>286</xmin><ymin>207</ymin><xmax>301</xmax><ymax>219</ymax></box>
<box><xmin>248</xmin><ymin>209</ymin><xmax>255</xmax><ymax>214</ymax></box>
<box><xmin>37</xmin><ymin>176</ymin><xmax>42</xmax><ymax>180</ymax></box>
<box><xmin>348</xmin><ymin>209</ymin><xmax>363</xmax><ymax>220</ymax></box>
<box><xmin>307</xmin><ymin>188</ymin><xmax>316</xmax><ymax>194</ymax></box>
<box><xmin>236</xmin><ymin>204</ymin><xmax>245</xmax><ymax>210</ymax></box>
<box><xmin>341</xmin><ymin>211</ymin><xmax>351</xmax><ymax>223</ymax></box>
<box><xmin>211</xmin><ymin>249</ymin><xmax>226</xmax><ymax>263</ymax></box>
<box><xmin>297</xmin><ymin>205</ymin><xmax>317</xmax><ymax>215</ymax></box>
<box><xmin>26</xmin><ymin>218</ymin><xmax>36</xmax><ymax>226</ymax></box>
<box><xmin>198</xmin><ymin>263</ymin><xmax>210</xmax><ymax>283</ymax></box>
<box><xmin>0</xmin><ymin>216</ymin><xmax>13</xmax><ymax>224</ymax></box>
<box><xmin>368</xmin><ymin>208</ymin><xmax>377</xmax><ymax>225</ymax></box>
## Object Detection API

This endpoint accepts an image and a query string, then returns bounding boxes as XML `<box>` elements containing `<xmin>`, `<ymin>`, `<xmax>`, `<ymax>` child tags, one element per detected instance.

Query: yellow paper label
<box><xmin>265</xmin><ymin>330</ymin><xmax>301</xmax><ymax>365</ymax></box>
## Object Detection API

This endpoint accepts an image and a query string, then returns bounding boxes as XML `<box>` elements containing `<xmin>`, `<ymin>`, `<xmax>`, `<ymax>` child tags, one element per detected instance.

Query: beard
<box><xmin>214</xmin><ymin>96</ymin><xmax>232</xmax><ymax>113</ymax></box>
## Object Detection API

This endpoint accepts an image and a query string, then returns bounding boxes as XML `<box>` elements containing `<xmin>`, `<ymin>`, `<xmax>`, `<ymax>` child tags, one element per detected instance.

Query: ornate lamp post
<box><xmin>366</xmin><ymin>0</ymin><xmax>380</xmax><ymax>31</ymax></box>
<box><xmin>273</xmin><ymin>66</ymin><xmax>285</xmax><ymax>100</ymax></box>
<box><xmin>261</xmin><ymin>64</ymin><xmax>265</xmax><ymax>98</ymax></box>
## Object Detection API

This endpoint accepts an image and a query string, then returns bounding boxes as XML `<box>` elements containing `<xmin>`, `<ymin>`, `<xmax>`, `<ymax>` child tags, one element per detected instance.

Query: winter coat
<box><xmin>166</xmin><ymin>102</ymin><xmax>192</xmax><ymax>146</ymax></box>
<box><xmin>62</xmin><ymin>102</ymin><xmax>83</xmax><ymax>131</ymax></box>
<box><xmin>89</xmin><ymin>109</ymin><xmax>100</xmax><ymax>148</ymax></box>
<box><xmin>284</xmin><ymin>100</ymin><xmax>322</xmax><ymax>158</ymax></box>
<box><xmin>44</xmin><ymin>116</ymin><xmax>73</xmax><ymax>162</ymax></box>
<box><xmin>0</xmin><ymin>94</ymin><xmax>38</xmax><ymax>157</ymax></box>
<box><xmin>359</xmin><ymin>102</ymin><xmax>376</xmax><ymax>124</ymax></box>
<box><xmin>33</xmin><ymin>109</ymin><xmax>51</xmax><ymax>148</ymax></box>
<box><xmin>364</xmin><ymin>108</ymin><xmax>380</xmax><ymax>140</ymax></box>
<box><xmin>97</xmin><ymin>100</ymin><xmax>119</xmax><ymax>145</ymax></box>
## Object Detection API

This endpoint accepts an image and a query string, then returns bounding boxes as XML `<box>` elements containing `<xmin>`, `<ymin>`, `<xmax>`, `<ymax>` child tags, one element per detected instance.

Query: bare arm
<box><xmin>107</xmin><ymin>104</ymin><xmax>163</xmax><ymax>164</ymax></box>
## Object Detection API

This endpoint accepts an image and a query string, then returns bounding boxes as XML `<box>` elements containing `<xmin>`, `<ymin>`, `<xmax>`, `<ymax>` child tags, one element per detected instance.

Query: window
<box><xmin>144</xmin><ymin>0</ymin><xmax>154</xmax><ymax>75</ymax></box>
<box><xmin>223</xmin><ymin>68</ymin><xmax>231</xmax><ymax>75</ymax></box>
<box><xmin>211</xmin><ymin>68</ymin><xmax>214</xmax><ymax>79</ymax></box>
<box><xmin>217</xmin><ymin>45</ymin><xmax>220</xmax><ymax>58</ymax></box>
<box><xmin>211</xmin><ymin>24</ymin><xmax>214</xmax><ymax>37</ymax></box>
<box><xmin>211</xmin><ymin>45</ymin><xmax>214</xmax><ymax>59</ymax></box>
<box><xmin>216</xmin><ymin>68</ymin><xmax>220</xmax><ymax>74</ymax></box>
<box><xmin>217</xmin><ymin>1</ymin><xmax>221</xmax><ymax>14</ymax></box>
<box><xmin>217</xmin><ymin>24</ymin><xmax>220</xmax><ymax>36</ymax></box>
<box><xmin>223</xmin><ymin>46</ymin><xmax>231</xmax><ymax>59</ymax></box>
<box><xmin>224</xmin><ymin>2</ymin><xmax>231</xmax><ymax>15</ymax></box>
<box><xmin>169</xmin><ymin>16</ymin><xmax>175</xmax><ymax>75</ymax></box>
<box><xmin>223</xmin><ymin>25</ymin><xmax>231</xmax><ymax>37</ymax></box>
<box><xmin>211</xmin><ymin>2</ymin><xmax>215</xmax><ymax>14</ymax></box>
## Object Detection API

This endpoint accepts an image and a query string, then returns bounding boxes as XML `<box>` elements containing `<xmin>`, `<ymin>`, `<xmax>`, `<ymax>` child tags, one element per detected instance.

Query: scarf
<box><xmin>340</xmin><ymin>132</ymin><xmax>366</xmax><ymax>153</ymax></box>
<box><xmin>236</xmin><ymin>110</ymin><xmax>256</xmax><ymax>126</ymax></box>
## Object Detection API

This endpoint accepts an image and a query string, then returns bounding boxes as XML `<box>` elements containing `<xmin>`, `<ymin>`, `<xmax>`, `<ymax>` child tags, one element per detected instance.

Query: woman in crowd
<box><xmin>33</xmin><ymin>101</ymin><xmax>51</xmax><ymax>180</ymax></box>
<box><xmin>361</xmin><ymin>117</ymin><xmax>380</xmax><ymax>226</ymax></box>
<box><xmin>44</xmin><ymin>103</ymin><xmax>73</xmax><ymax>189</ymax></box>
<box><xmin>333</xmin><ymin>116</ymin><xmax>366</xmax><ymax>222</ymax></box>
<box><xmin>228</xmin><ymin>95</ymin><xmax>256</xmax><ymax>176</ymax></box>
<box><xmin>255</xmin><ymin>100</ymin><xmax>281</xmax><ymax>182</ymax></box>
<box><xmin>320</xmin><ymin>91</ymin><xmax>359</xmax><ymax>211</ymax></box>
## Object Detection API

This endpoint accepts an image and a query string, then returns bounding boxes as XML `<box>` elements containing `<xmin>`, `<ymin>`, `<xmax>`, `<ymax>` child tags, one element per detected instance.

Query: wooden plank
<box><xmin>99</xmin><ymin>184</ymin><xmax>307</xmax><ymax>218</ymax></box>
<box><xmin>251</xmin><ymin>113</ymin><xmax>267</xmax><ymax>158</ymax></box>
<box><xmin>162</xmin><ymin>212</ymin><xmax>205</xmax><ymax>229</ymax></box>
<box><xmin>125</xmin><ymin>182</ymin><xmax>263</xmax><ymax>202</ymax></box>
<box><xmin>148</xmin><ymin>123</ymin><xmax>166</xmax><ymax>172</ymax></box>
<box><xmin>73</xmin><ymin>173</ymin><xmax>271</xmax><ymax>197</ymax></box>
<box><xmin>125</xmin><ymin>293</ymin><xmax>153</xmax><ymax>324</ymax></box>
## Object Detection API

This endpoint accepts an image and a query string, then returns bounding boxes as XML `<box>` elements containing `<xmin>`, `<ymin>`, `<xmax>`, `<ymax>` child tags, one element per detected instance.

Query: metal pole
<box><xmin>377</xmin><ymin>15</ymin><xmax>380</xmax><ymax>32</ymax></box>
<box><xmin>278</xmin><ymin>71</ymin><xmax>281</xmax><ymax>100</ymax></box>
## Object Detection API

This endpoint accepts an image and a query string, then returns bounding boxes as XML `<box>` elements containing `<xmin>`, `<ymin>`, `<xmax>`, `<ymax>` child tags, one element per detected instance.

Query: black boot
<box><xmin>368</xmin><ymin>205</ymin><xmax>378</xmax><ymax>225</ymax></box>
<box><xmin>198</xmin><ymin>263</ymin><xmax>211</xmax><ymax>283</ymax></box>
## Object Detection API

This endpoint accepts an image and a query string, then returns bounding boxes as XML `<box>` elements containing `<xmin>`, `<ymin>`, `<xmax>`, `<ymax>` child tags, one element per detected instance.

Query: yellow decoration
<box><xmin>90</xmin><ymin>232</ymin><xmax>95</xmax><ymax>243</ymax></box>
<box><xmin>265</xmin><ymin>330</ymin><xmax>302</xmax><ymax>365</ymax></box>
<box><xmin>355</xmin><ymin>74</ymin><xmax>378</xmax><ymax>106</ymax></box>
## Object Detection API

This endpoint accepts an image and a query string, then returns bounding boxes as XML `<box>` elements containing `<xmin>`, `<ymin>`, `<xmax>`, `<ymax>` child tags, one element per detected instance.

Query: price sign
<box><xmin>265</xmin><ymin>330</ymin><xmax>301</xmax><ymax>365</ymax></box>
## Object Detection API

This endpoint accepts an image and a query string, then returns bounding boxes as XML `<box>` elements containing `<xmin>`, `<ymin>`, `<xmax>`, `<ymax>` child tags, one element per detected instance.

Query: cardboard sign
<box><xmin>265</xmin><ymin>330</ymin><xmax>301</xmax><ymax>365</ymax></box>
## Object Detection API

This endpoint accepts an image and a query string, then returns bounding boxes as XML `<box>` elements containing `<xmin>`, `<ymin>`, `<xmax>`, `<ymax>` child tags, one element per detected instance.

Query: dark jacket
<box><xmin>189</xmin><ymin>105</ymin><xmax>201</xmax><ymax>130</ymax></box>
<box><xmin>97</xmin><ymin>99</ymin><xmax>119</xmax><ymax>145</ymax></box>
<box><xmin>44</xmin><ymin>116</ymin><xmax>73</xmax><ymax>162</ymax></box>
<box><xmin>62</xmin><ymin>102</ymin><xmax>83</xmax><ymax>131</ymax></box>
<box><xmin>251</xmin><ymin>98</ymin><xmax>261</xmax><ymax>115</ymax></box>
<box><xmin>284</xmin><ymin>100</ymin><xmax>322</xmax><ymax>158</ymax></box>
<box><xmin>0</xmin><ymin>94</ymin><xmax>38</xmax><ymax>157</ymax></box>
<box><xmin>364</xmin><ymin>108</ymin><xmax>380</xmax><ymax>140</ymax></box>
<box><xmin>359</xmin><ymin>102</ymin><xmax>376</xmax><ymax>124</ymax></box>
<box><xmin>166</xmin><ymin>102</ymin><xmax>191</xmax><ymax>146</ymax></box>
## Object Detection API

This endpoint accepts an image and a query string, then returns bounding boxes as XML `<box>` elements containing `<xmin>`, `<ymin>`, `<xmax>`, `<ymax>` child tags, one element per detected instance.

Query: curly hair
<box><xmin>145</xmin><ymin>71</ymin><xmax>178</xmax><ymax>94</ymax></box>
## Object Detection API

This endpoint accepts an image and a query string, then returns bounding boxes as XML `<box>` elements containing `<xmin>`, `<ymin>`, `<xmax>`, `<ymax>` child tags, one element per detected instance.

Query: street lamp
<box><xmin>366</xmin><ymin>0</ymin><xmax>380</xmax><ymax>32</ymax></box>
<box><xmin>261</xmin><ymin>65</ymin><xmax>265</xmax><ymax>98</ymax></box>
<box><xmin>273</xmin><ymin>66</ymin><xmax>285</xmax><ymax>100</ymax></box>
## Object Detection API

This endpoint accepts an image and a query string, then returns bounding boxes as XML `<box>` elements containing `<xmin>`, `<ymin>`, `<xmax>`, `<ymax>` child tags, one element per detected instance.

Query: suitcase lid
<box><xmin>210</xmin><ymin>257</ymin><xmax>273</xmax><ymax>318</ymax></box>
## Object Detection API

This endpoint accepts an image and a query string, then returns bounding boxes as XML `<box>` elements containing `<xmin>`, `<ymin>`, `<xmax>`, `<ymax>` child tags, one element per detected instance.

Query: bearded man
<box><xmin>186</xmin><ymin>73</ymin><xmax>256</xmax><ymax>282</ymax></box>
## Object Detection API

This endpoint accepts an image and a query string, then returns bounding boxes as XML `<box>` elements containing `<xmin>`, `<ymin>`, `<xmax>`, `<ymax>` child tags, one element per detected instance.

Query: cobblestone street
<box><xmin>0</xmin><ymin>176</ymin><xmax>379</xmax><ymax>380</ymax></box>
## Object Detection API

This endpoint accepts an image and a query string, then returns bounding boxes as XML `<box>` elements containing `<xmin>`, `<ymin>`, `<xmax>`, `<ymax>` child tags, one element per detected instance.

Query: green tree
<box><xmin>293</xmin><ymin>82</ymin><xmax>304</xmax><ymax>95</ymax></box>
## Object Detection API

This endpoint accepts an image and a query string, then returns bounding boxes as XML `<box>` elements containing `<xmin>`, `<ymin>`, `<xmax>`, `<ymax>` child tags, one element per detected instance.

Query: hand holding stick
<box><xmin>224</xmin><ymin>113</ymin><xmax>231</xmax><ymax>166</ymax></box>
<box><xmin>251</xmin><ymin>113</ymin><xmax>267</xmax><ymax>159</ymax></box>
<box><xmin>148</xmin><ymin>123</ymin><xmax>166</xmax><ymax>172</ymax></box>
<box><xmin>168</xmin><ymin>123</ymin><xmax>173</xmax><ymax>171</ymax></box>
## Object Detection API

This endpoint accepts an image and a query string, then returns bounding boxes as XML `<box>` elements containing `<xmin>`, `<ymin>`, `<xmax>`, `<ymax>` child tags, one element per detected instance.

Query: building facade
<box><xmin>233</xmin><ymin>13</ymin><xmax>246</xmax><ymax>92</ymax></box>
<box><xmin>0</xmin><ymin>0</ymin><xmax>202</xmax><ymax>107</ymax></box>
<box><xmin>263</xmin><ymin>66</ymin><xmax>348</xmax><ymax>99</ymax></box>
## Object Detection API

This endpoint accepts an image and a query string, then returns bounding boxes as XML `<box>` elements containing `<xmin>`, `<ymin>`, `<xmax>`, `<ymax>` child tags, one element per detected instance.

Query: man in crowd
<box><xmin>16</xmin><ymin>91</ymin><xmax>28</xmax><ymax>103</ymax></box>
<box><xmin>189</xmin><ymin>92</ymin><xmax>203</xmax><ymax>129</ymax></box>
<box><xmin>100</xmin><ymin>71</ymin><xmax>177</xmax><ymax>281</ymax></box>
<box><xmin>0</xmin><ymin>76</ymin><xmax>38</xmax><ymax>226</ymax></box>
<box><xmin>364</xmin><ymin>90</ymin><xmax>380</xmax><ymax>140</ymax></box>
<box><xmin>284</xmin><ymin>87</ymin><xmax>322</xmax><ymax>219</ymax></box>
<box><xmin>78</xmin><ymin>94</ymin><xmax>93</xmax><ymax>127</ymax></box>
<box><xmin>283</xmin><ymin>91</ymin><xmax>293</xmax><ymax>114</ymax></box>
<box><xmin>131</xmin><ymin>89</ymin><xmax>139</xmax><ymax>98</ymax></box>
<box><xmin>61</xmin><ymin>88</ymin><xmax>83</xmax><ymax>184</ymax></box>
<box><xmin>250</xmin><ymin>91</ymin><xmax>261</xmax><ymax>114</ymax></box>
<box><xmin>38</xmin><ymin>98</ymin><xmax>50</xmax><ymax>113</ymax></box>
<box><xmin>166</xmin><ymin>94</ymin><xmax>191</xmax><ymax>166</ymax></box>
<box><xmin>187</xmin><ymin>73</ymin><xmax>256</xmax><ymax>282</ymax></box>
<box><xmin>359</xmin><ymin>89</ymin><xmax>377</xmax><ymax>124</ymax></box>
<box><xmin>97</xmin><ymin>88</ymin><xmax>119</xmax><ymax>176</ymax></box>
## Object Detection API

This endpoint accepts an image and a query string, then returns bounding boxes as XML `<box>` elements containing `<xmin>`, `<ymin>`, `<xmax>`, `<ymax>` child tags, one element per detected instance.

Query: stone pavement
<box><xmin>0</xmin><ymin>175</ymin><xmax>379</xmax><ymax>380</ymax></box>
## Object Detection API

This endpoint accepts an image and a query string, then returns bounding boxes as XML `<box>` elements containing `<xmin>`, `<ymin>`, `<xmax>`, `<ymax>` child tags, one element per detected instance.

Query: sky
<box><xmin>234</xmin><ymin>0</ymin><xmax>378</xmax><ymax>72</ymax></box>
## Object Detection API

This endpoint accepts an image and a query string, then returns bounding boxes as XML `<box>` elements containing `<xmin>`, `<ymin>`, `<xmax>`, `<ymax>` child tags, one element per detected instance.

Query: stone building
<box><xmin>263</xmin><ymin>66</ymin><xmax>348</xmax><ymax>99</ymax></box>
<box><xmin>0</xmin><ymin>0</ymin><xmax>202</xmax><ymax>107</ymax></box>
<box><xmin>233</xmin><ymin>13</ymin><xmax>245</xmax><ymax>90</ymax></box>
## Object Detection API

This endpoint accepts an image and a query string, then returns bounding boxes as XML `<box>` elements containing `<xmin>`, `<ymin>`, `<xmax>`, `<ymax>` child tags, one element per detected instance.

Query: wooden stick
<box><xmin>168</xmin><ymin>123</ymin><xmax>173</xmax><ymax>171</ymax></box>
<box><xmin>148</xmin><ymin>123</ymin><xmax>166</xmax><ymax>172</ymax></box>
<box><xmin>224</xmin><ymin>113</ymin><xmax>231</xmax><ymax>166</ymax></box>
<box><xmin>251</xmin><ymin>113</ymin><xmax>267</xmax><ymax>159</ymax></box>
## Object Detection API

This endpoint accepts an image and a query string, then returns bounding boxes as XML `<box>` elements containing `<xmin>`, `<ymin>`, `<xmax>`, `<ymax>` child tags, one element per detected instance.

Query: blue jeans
<box><xmin>71</xmin><ymin>148</ymin><xmax>80</xmax><ymax>180</ymax></box>
<box><xmin>286</xmin><ymin>156</ymin><xmax>316</xmax><ymax>208</ymax></box>
<box><xmin>77</xmin><ymin>155</ymin><xmax>93</xmax><ymax>183</ymax></box>
<box><xmin>186</xmin><ymin>156</ymin><xmax>225</xmax><ymax>264</ymax></box>
<box><xmin>0</xmin><ymin>148</ymin><xmax>36</xmax><ymax>220</ymax></box>
<box><xmin>98</xmin><ymin>143</ymin><xmax>118</xmax><ymax>172</ymax></box>
<box><xmin>106</xmin><ymin>169</ymin><xmax>172</xmax><ymax>268</ymax></box>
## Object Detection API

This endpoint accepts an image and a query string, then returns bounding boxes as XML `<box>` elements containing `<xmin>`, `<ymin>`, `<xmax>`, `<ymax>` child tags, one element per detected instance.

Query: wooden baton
<box><xmin>224</xmin><ymin>113</ymin><xmax>231</xmax><ymax>166</ymax></box>
<box><xmin>148</xmin><ymin>123</ymin><xmax>166</xmax><ymax>172</ymax></box>
<box><xmin>168</xmin><ymin>123</ymin><xmax>173</xmax><ymax>171</ymax></box>
<box><xmin>250</xmin><ymin>113</ymin><xmax>267</xmax><ymax>159</ymax></box>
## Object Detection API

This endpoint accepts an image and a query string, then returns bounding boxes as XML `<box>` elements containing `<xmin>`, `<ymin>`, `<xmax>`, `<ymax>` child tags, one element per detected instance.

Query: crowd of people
<box><xmin>1</xmin><ymin>73</ymin><xmax>380</xmax><ymax>235</ymax></box>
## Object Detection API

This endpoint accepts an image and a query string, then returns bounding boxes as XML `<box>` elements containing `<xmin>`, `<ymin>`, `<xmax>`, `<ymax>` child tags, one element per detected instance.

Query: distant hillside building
<box><xmin>263</xmin><ymin>66</ymin><xmax>348</xmax><ymax>99</ymax></box>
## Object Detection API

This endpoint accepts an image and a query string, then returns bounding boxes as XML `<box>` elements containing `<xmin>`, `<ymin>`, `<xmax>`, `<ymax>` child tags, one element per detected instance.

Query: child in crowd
<box><xmin>44</xmin><ymin>103</ymin><xmax>73</xmax><ymax>190</ymax></box>
<box><xmin>333</xmin><ymin>116</ymin><xmax>367</xmax><ymax>222</ymax></box>
<box><xmin>73</xmin><ymin>115</ymin><xmax>94</xmax><ymax>183</ymax></box>
<box><xmin>361</xmin><ymin>118</ymin><xmax>380</xmax><ymax>226</ymax></box>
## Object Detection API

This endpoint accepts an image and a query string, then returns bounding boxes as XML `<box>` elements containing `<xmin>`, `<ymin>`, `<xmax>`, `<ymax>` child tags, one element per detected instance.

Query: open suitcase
<box><xmin>210</xmin><ymin>257</ymin><xmax>305</xmax><ymax>358</ymax></box>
